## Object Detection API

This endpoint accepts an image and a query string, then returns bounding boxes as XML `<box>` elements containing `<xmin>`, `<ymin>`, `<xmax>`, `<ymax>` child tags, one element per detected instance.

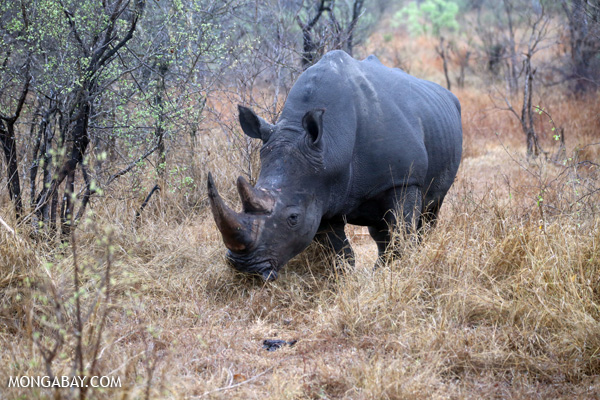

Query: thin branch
<box><xmin>73</xmin><ymin>163</ymin><xmax>96</xmax><ymax>224</ymax></box>
<box><xmin>96</xmin><ymin>0</ymin><xmax>146</xmax><ymax>68</ymax></box>
<box><xmin>0</xmin><ymin>215</ymin><xmax>16</xmax><ymax>235</ymax></box>
<box><xmin>0</xmin><ymin>72</ymin><xmax>31</xmax><ymax>123</ymax></box>
<box><xmin>105</xmin><ymin>143</ymin><xmax>159</xmax><ymax>187</ymax></box>
<box><xmin>134</xmin><ymin>184</ymin><xmax>160</xmax><ymax>222</ymax></box>
<box><xmin>70</xmin><ymin>230</ymin><xmax>84</xmax><ymax>378</ymax></box>
<box><xmin>60</xmin><ymin>1</ymin><xmax>89</xmax><ymax>58</ymax></box>
<box><xmin>308</xmin><ymin>0</ymin><xmax>328</xmax><ymax>29</ymax></box>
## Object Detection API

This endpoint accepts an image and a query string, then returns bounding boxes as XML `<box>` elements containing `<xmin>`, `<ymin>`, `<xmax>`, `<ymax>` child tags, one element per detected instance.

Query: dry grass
<box><xmin>2</xmin><ymin>35</ymin><xmax>600</xmax><ymax>400</ymax></box>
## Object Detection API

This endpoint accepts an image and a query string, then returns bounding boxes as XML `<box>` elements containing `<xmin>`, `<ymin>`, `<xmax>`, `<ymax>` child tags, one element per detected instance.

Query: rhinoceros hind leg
<box><xmin>368</xmin><ymin>225</ymin><xmax>393</xmax><ymax>266</ymax></box>
<box><xmin>420</xmin><ymin>194</ymin><xmax>445</xmax><ymax>230</ymax></box>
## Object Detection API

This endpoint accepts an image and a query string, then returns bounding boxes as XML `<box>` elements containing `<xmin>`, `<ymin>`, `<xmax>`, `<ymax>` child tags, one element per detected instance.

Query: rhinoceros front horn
<box><xmin>237</xmin><ymin>176</ymin><xmax>275</xmax><ymax>214</ymax></box>
<box><xmin>207</xmin><ymin>172</ymin><xmax>256</xmax><ymax>252</ymax></box>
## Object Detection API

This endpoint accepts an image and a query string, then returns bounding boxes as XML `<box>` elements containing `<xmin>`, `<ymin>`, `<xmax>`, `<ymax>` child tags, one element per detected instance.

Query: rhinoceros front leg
<box><xmin>315</xmin><ymin>219</ymin><xmax>355</xmax><ymax>267</ymax></box>
<box><xmin>369</xmin><ymin>185</ymin><xmax>422</xmax><ymax>267</ymax></box>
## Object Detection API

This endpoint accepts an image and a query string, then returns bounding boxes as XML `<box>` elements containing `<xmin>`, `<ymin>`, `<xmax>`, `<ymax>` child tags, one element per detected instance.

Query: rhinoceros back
<box><xmin>280</xmin><ymin>50</ymin><xmax>462</xmax><ymax>214</ymax></box>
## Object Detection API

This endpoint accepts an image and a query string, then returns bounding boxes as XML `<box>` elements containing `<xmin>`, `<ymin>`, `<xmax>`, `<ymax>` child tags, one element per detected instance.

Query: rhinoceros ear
<box><xmin>302</xmin><ymin>109</ymin><xmax>325</xmax><ymax>148</ymax></box>
<box><xmin>238</xmin><ymin>105</ymin><xmax>274</xmax><ymax>142</ymax></box>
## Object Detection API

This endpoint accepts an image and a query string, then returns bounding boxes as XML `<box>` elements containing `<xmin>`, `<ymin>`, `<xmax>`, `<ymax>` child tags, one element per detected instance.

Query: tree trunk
<box><xmin>0</xmin><ymin>73</ymin><xmax>30</xmax><ymax>221</ymax></box>
<box><xmin>297</xmin><ymin>0</ymin><xmax>327</xmax><ymax>69</ymax></box>
<box><xmin>345</xmin><ymin>0</ymin><xmax>364</xmax><ymax>56</ymax></box>
<box><xmin>503</xmin><ymin>0</ymin><xmax>519</xmax><ymax>95</ymax></box>
<box><xmin>60</xmin><ymin>101</ymin><xmax>90</xmax><ymax>237</ymax></box>
<box><xmin>34</xmin><ymin>112</ymin><xmax>57</xmax><ymax>229</ymax></box>
<box><xmin>521</xmin><ymin>55</ymin><xmax>541</xmax><ymax>158</ymax></box>
<box><xmin>0</xmin><ymin>120</ymin><xmax>23</xmax><ymax>219</ymax></box>
<box><xmin>437</xmin><ymin>37</ymin><xmax>452</xmax><ymax>91</ymax></box>
<box><xmin>155</xmin><ymin>62</ymin><xmax>167</xmax><ymax>182</ymax></box>
<box><xmin>31</xmin><ymin>106</ymin><xmax>55</xmax><ymax>208</ymax></box>
<box><xmin>457</xmin><ymin>50</ymin><xmax>471</xmax><ymax>88</ymax></box>
<box><xmin>561</xmin><ymin>0</ymin><xmax>600</xmax><ymax>93</ymax></box>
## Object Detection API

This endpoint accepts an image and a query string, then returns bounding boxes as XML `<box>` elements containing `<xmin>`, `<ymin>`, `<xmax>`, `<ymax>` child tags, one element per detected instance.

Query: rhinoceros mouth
<box><xmin>226</xmin><ymin>254</ymin><xmax>278</xmax><ymax>281</ymax></box>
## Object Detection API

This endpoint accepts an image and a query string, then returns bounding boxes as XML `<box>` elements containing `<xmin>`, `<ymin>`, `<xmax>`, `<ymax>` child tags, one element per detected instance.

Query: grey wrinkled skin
<box><xmin>208</xmin><ymin>50</ymin><xmax>463</xmax><ymax>281</ymax></box>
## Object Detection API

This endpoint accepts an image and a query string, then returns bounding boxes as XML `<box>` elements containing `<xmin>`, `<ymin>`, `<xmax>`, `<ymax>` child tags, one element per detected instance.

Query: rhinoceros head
<box><xmin>207</xmin><ymin>105</ymin><xmax>326</xmax><ymax>281</ymax></box>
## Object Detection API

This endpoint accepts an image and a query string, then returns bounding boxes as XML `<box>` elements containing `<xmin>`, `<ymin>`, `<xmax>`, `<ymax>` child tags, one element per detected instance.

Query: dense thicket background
<box><xmin>1</xmin><ymin>1</ymin><xmax>599</xmax><ymax>399</ymax></box>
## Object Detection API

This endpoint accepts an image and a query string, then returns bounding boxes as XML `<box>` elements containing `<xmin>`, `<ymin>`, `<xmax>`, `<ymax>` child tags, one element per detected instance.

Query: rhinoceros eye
<box><xmin>287</xmin><ymin>213</ymin><xmax>299</xmax><ymax>227</ymax></box>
